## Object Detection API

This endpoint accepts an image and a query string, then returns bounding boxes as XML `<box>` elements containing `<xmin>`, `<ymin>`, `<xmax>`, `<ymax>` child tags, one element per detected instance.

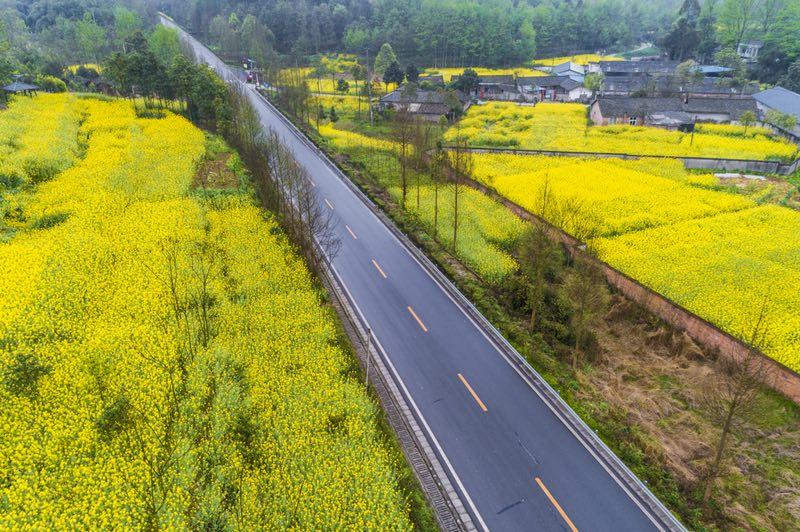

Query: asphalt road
<box><xmin>165</xmin><ymin>17</ymin><xmax>681</xmax><ymax>532</ymax></box>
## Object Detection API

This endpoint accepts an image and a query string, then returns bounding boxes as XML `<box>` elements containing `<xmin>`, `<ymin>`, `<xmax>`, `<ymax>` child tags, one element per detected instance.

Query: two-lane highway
<box><xmin>163</xmin><ymin>15</ymin><xmax>683</xmax><ymax>531</ymax></box>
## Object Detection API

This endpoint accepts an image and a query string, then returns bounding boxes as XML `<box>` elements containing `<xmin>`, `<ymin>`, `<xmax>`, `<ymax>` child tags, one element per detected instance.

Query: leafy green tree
<box><xmin>719</xmin><ymin>0</ymin><xmax>760</xmax><ymax>48</ymax></box>
<box><xmin>661</xmin><ymin>0</ymin><xmax>702</xmax><ymax>60</ymax></box>
<box><xmin>584</xmin><ymin>72</ymin><xmax>604</xmax><ymax>93</ymax></box>
<box><xmin>405</xmin><ymin>64</ymin><xmax>419</xmax><ymax>83</ymax></box>
<box><xmin>765</xmin><ymin>109</ymin><xmax>797</xmax><ymax>130</ymax></box>
<box><xmin>373</xmin><ymin>42</ymin><xmax>397</xmax><ymax>76</ymax></box>
<box><xmin>781</xmin><ymin>59</ymin><xmax>800</xmax><ymax>92</ymax></box>
<box><xmin>697</xmin><ymin>6</ymin><xmax>720</xmax><ymax>63</ymax></box>
<box><xmin>336</xmin><ymin>78</ymin><xmax>350</xmax><ymax>93</ymax></box>
<box><xmin>113</xmin><ymin>7</ymin><xmax>142</xmax><ymax>44</ymax></box>
<box><xmin>75</xmin><ymin>12</ymin><xmax>105</xmax><ymax>63</ymax></box>
<box><xmin>675</xmin><ymin>59</ymin><xmax>704</xmax><ymax>90</ymax></box>
<box><xmin>148</xmin><ymin>26</ymin><xmax>181</xmax><ymax>66</ymax></box>
<box><xmin>714</xmin><ymin>48</ymin><xmax>749</xmax><ymax>88</ymax></box>
<box><xmin>383</xmin><ymin>60</ymin><xmax>404</xmax><ymax>92</ymax></box>
<box><xmin>739</xmin><ymin>110</ymin><xmax>757</xmax><ymax>134</ymax></box>
<box><xmin>450</xmin><ymin>68</ymin><xmax>480</xmax><ymax>95</ymax></box>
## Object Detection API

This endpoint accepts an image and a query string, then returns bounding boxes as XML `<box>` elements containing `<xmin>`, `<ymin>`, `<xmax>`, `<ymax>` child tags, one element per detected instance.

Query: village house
<box><xmin>590</xmin><ymin>95</ymin><xmax>759</xmax><ymax>129</ymax></box>
<box><xmin>753</xmin><ymin>86</ymin><xmax>800</xmax><ymax>142</ymax></box>
<box><xmin>737</xmin><ymin>41</ymin><xmax>763</xmax><ymax>63</ymax></box>
<box><xmin>596</xmin><ymin>59</ymin><xmax>679</xmax><ymax>77</ymax></box>
<box><xmin>474</xmin><ymin>74</ymin><xmax>522</xmax><ymax>101</ymax></box>
<box><xmin>378</xmin><ymin>88</ymin><xmax>470</xmax><ymax>122</ymax></box>
<box><xmin>417</xmin><ymin>75</ymin><xmax>445</xmax><ymax>87</ymax></box>
<box><xmin>548</xmin><ymin>61</ymin><xmax>585</xmax><ymax>81</ymax></box>
<box><xmin>518</xmin><ymin>75</ymin><xmax>588</xmax><ymax>102</ymax></box>
<box><xmin>600</xmin><ymin>74</ymin><xmax>759</xmax><ymax>98</ymax></box>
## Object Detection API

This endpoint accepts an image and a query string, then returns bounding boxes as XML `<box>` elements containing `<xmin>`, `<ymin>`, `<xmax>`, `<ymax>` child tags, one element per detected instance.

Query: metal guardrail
<box><xmin>316</xmin><ymin>247</ymin><xmax>472</xmax><ymax>531</ymax></box>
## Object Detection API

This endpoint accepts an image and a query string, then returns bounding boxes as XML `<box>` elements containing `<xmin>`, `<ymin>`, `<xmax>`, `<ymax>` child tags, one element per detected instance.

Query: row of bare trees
<box><xmin>389</xmin><ymin>109</ymin><xmax>474</xmax><ymax>254</ymax></box>
<box><xmin>226</xmin><ymin>85</ymin><xmax>339</xmax><ymax>269</ymax></box>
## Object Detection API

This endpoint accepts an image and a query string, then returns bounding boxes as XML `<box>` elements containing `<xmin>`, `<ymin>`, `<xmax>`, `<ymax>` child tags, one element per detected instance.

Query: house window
<box><xmin>629</xmin><ymin>116</ymin><xmax>638</xmax><ymax>125</ymax></box>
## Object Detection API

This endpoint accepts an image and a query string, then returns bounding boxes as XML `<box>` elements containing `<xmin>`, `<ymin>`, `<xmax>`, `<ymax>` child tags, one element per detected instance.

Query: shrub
<box><xmin>38</xmin><ymin>75</ymin><xmax>68</xmax><ymax>93</ymax></box>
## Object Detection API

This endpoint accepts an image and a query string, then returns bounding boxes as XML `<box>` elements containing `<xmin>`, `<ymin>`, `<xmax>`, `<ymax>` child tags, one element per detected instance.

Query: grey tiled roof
<box><xmin>754</xmin><ymin>86</ymin><xmax>800</xmax><ymax>119</ymax></box>
<box><xmin>596</xmin><ymin>96</ymin><xmax>758</xmax><ymax>119</ymax></box>
<box><xmin>2</xmin><ymin>81</ymin><xmax>39</xmax><ymax>92</ymax></box>
<box><xmin>380</xmin><ymin>88</ymin><xmax>467</xmax><ymax>104</ymax></box>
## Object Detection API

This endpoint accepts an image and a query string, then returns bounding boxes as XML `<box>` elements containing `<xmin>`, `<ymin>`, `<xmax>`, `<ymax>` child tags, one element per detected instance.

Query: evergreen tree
<box><xmin>383</xmin><ymin>60</ymin><xmax>404</xmax><ymax>91</ymax></box>
<box><xmin>405</xmin><ymin>64</ymin><xmax>419</xmax><ymax>83</ymax></box>
<box><xmin>661</xmin><ymin>0</ymin><xmax>702</xmax><ymax>60</ymax></box>
<box><xmin>373</xmin><ymin>42</ymin><xmax>397</xmax><ymax>76</ymax></box>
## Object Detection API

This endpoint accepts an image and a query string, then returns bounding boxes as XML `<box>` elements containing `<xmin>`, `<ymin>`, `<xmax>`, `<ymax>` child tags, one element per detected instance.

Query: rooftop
<box><xmin>753</xmin><ymin>86</ymin><xmax>800</xmax><ymax>120</ymax></box>
<box><xmin>380</xmin><ymin>87</ymin><xmax>468</xmax><ymax>105</ymax></box>
<box><xmin>595</xmin><ymin>95</ymin><xmax>758</xmax><ymax>120</ymax></box>
<box><xmin>2</xmin><ymin>81</ymin><xmax>39</xmax><ymax>92</ymax></box>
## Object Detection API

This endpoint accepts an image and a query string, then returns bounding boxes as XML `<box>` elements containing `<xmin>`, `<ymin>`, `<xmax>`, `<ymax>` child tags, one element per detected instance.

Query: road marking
<box><xmin>457</xmin><ymin>373</ymin><xmax>488</xmax><ymax>412</ymax></box>
<box><xmin>407</xmin><ymin>306</ymin><xmax>428</xmax><ymax>332</ymax></box>
<box><xmin>309</xmin><ymin>179</ymin><xmax>316</xmax><ymax>187</ymax></box>
<box><xmin>346</xmin><ymin>225</ymin><xmax>358</xmax><ymax>240</ymax></box>
<box><xmin>371</xmin><ymin>259</ymin><xmax>387</xmax><ymax>278</ymax></box>
<box><xmin>535</xmin><ymin>477</ymin><xmax>578</xmax><ymax>532</ymax></box>
<box><xmin>324</xmin><ymin>198</ymin><xmax>334</xmax><ymax>210</ymax></box>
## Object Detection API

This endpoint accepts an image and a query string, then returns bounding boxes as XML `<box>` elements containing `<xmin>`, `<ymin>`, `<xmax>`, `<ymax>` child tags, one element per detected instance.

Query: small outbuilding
<box><xmin>2</xmin><ymin>81</ymin><xmax>39</xmax><ymax>98</ymax></box>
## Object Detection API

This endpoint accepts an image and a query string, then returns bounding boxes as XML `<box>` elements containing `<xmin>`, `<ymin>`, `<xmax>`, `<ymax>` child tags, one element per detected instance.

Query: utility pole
<box><xmin>366</xmin><ymin>47</ymin><xmax>374</xmax><ymax>126</ymax></box>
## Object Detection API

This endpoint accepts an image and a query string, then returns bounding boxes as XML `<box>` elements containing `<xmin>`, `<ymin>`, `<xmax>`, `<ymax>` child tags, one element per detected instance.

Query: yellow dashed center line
<box><xmin>371</xmin><ymin>259</ymin><xmax>387</xmax><ymax>278</ymax></box>
<box><xmin>457</xmin><ymin>373</ymin><xmax>488</xmax><ymax>412</ymax></box>
<box><xmin>535</xmin><ymin>477</ymin><xmax>578</xmax><ymax>532</ymax></box>
<box><xmin>407</xmin><ymin>306</ymin><xmax>428</xmax><ymax>332</ymax></box>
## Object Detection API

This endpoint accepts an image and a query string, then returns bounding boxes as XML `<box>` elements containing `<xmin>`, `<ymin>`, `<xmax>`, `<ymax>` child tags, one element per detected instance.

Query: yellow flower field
<box><xmin>448</xmin><ymin>102</ymin><xmax>799</xmax><ymax>161</ymax></box>
<box><xmin>470</xmin><ymin>151</ymin><xmax>800</xmax><ymax>371</ymax></box>
<box><xmin>532</xmin><ymin>54</ymin><xmax>623</xmax><ymax>66</ymax></box>
<box><xmin>423</xmin><ymin>67</ymin><xmax>548</xmax><ymax>82</ymax></box>
<box><xmin>0</xmin><ymin>93</ymin><xmax>82</xmax><ymax>188</ymax></box>
<box><xmin>0</xmin><ymin>95</ymin><xmax>412</xmax><ymax>528</ymax></box>
<box><xmin>471</xmin><ymin>154</ymin><xmax>753</xmax><ymax>237</ymax></box>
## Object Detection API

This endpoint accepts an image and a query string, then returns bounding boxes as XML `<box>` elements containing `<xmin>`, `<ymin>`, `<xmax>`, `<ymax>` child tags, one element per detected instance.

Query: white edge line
<box><xmin>328</xmin><ymin>260</ymin><xmax>489</xmax><ymax>532</ymax></box>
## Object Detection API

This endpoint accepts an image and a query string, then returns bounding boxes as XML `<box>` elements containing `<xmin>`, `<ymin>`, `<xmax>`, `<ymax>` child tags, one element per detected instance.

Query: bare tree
<box><xmin>518</xmin><ymin>179</ymin><xmax>563</xmax><ymax>331</ymax></box>
<box><xmin>701</xmin><ymin>300</ymin><xmax>774</xmax><ymax>505</ymax></box>
<box><xmin>558</xmin><ymin>256</ymin><xmax>609</xmax><ymax>369</ymax></box>
<box><xmin>447</xmin><ymin>128</ymin><xmax>473</xmax><ymax>253</ymax></box>
<box><xmin>226</xmin><ymin>85</ymin><xmax>340</xmax><ymax>269</ymax></box>
<box><xmin>411</xmin><ymin>120</ymin><xmax>433</xmax><ymax>210</ymax></box>
<box><xmin>430</xmin><ymin>142</ymin><xmax>447</xmax><ymax>239</ymax></box>
<box><xmin>391</xmin><ymin>107</ymin><xmax>414</xmax><ymax>210</ymax></box>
